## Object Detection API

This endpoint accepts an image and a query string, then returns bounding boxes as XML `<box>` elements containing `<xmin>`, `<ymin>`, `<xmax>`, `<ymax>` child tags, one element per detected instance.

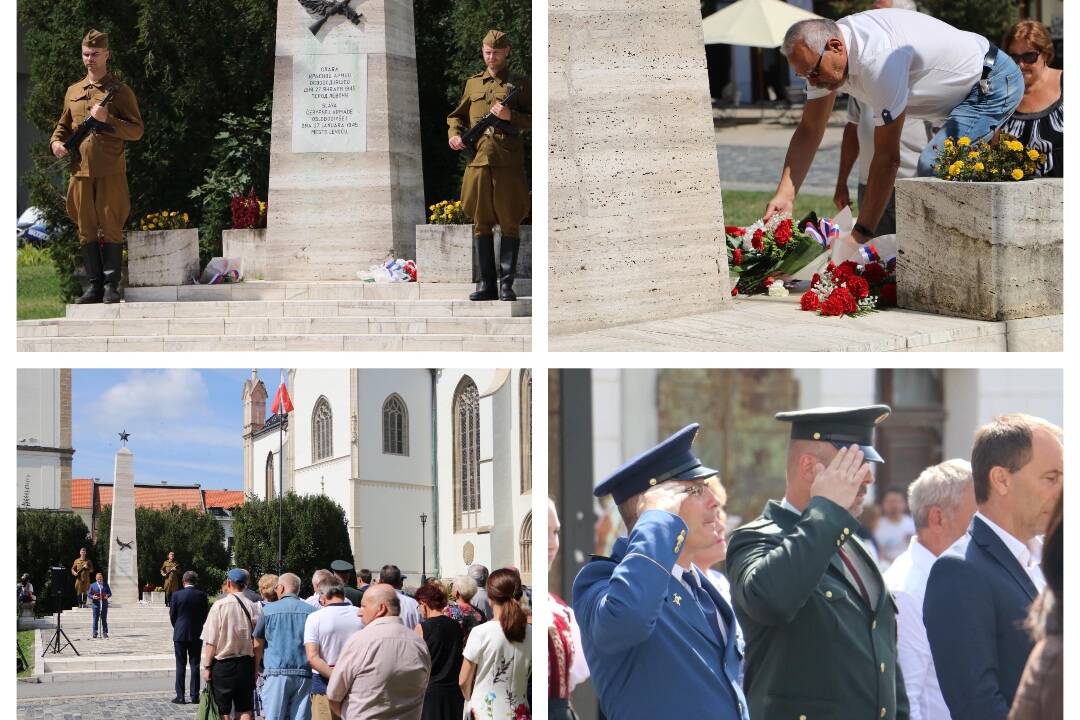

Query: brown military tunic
<box><xmin>50</xmin><ymin>73</ymin><xmax>144</xmax><ymax>245</ymax></box>
<box><xmin>71</xmin><ymin>557</ymin><xmax>94</xmax><ymax>595</ymax></box>
<box><xmin>161</xmin><ymin>560</ymin><xmax>181</xmax><ymax>595</ymax></box>
<box><xmin>447</xmin><ymin>68</ymin><xmax>530</xmax><ymax>237</ymax></box>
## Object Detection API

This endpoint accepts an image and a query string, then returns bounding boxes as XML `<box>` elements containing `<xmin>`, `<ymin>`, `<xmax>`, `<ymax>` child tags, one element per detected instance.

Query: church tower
<box><xmin>241</xmin><ymin>370</ymin><xmax>268</xmax><ymax>496</ymax></box>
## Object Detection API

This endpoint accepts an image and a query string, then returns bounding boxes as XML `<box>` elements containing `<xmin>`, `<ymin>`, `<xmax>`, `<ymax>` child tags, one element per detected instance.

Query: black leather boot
<box><xmin>498</xmin><ymin>235</ymin><xmax>520</xmax><ymax>301</ymax></box>
<box><xmin>74</xmin><ymin>243</ymin><xmax>104</xmax><ymax>304</ymax></box>
<box><xmin>469</xmin><ymin>234</ymin><xmax>498</xmax><ymax>301</ymax></box>
<box><xmin>101</xmin><ymin>242</ymin><xmax>123</xmax><ymax>304</ymax></box>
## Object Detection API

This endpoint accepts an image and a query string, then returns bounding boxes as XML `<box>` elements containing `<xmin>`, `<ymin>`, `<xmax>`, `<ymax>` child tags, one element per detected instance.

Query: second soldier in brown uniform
<box><xmin>50</xmin><ymin>30</ymin><xmax>144</xmax><ymax>304</ymax></box>
<box><xmin>448</xmin><ymin>29</ymin><xmax>531</xmax><ymax>301</ymax></box>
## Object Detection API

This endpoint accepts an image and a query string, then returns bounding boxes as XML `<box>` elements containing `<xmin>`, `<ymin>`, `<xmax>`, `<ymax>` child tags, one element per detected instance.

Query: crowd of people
<box><xmin>165</xmin><ymin>561</ymin><xmax>531</xmax><ymax>720</ymax></box>
<box><xmin>551</xmin><ymin>408</ymin><xmax>1063</xmax><ymax>720</ymax></box>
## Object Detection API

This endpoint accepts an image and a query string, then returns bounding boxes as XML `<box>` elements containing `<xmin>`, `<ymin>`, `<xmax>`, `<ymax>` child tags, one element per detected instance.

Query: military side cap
<box><xmin>594</xmin><ymin>423</ymin><xmax>718</xmax><ymax>505</ymax></box>
<box><xmin>330</xmin><ymin>560</ymin><xmax>354</xmax><ymax>573</ymax></box>
<box><xmin>776</xmin><ymin>405</ymin><xmax>891</xmax><ymax>463</ymax></box>
<box><xmin>83</xmin><ymin>30</ymin><xmax>108</xmax><ymax>48</ymax></box>
<box><xmin>483</xmin><ymin>29</ymin><xmax>510</xmax><ymax>48</ymax></box>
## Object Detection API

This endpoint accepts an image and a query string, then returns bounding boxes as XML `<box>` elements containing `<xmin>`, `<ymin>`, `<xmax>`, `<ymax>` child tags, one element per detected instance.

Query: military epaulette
<box><xmin>470</xmin><ymin>70</ymin><xmax>485</xmax><ymax>78</ymax></box>
<box><xmin>588</xmin><ymin>553</ymin><xmax>613</xmax><ymax>563</ymax></box>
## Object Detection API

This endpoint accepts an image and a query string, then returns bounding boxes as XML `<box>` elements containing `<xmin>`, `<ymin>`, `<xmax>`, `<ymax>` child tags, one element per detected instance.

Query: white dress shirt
<box><xmin>806</xmin><ymin>9</ymin><xmax>989</xmax><ymax>125</ymax></box>
<box><xmin>883</xmin><ymin>536</ymin><xmax>949</xmax><ymax>720</ymax></box>
<box><xmin>973</xmin><ymin>511</ymin><xmax>1046</xmax><ymax>591</ymax></box>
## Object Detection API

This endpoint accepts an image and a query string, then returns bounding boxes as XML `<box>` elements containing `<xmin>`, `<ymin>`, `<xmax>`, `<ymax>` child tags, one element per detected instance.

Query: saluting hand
<box><xmin>449</xmin><ymin>136</ymin><xmax>465</xmax><ymax>151</ymax></box>
<box><xmin>90</xmin><ymin>103</ymin><xmax>109</xmax><ymax>122</ymax></box>
<box><xmin>637</xmin><ymin>481</ymin><xmax>690</xmax><ymax>519</ymax></box>
<box><xmin>810</xmin><ymin>444</ymin><xmax>871</xmax><ymax>511</ymax></box>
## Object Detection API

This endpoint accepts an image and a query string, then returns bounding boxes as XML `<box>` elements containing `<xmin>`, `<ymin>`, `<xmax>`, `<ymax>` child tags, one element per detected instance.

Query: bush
<box><xmin>17</xmin><ymin>509</ymin><xmax>96</xmax><ymax>614</ymax></box>
<box><xmin>16</xmin><ymin>244</ymin><xmax>52</xmax><ymax>267</ymax></box>
<box><xmin>19</xmin><ymin>0</ymin><xmax>276</xmax><ymax>301</ymax></box>
<box><xmin>232</xmin><ymin>492</ymin><xmax>353</xmax><ymax>597</ymax></box>
<box><xmin>94</xmin><ymin>504</ymin><xmax>231</xmax><ymax>596</ymax></box>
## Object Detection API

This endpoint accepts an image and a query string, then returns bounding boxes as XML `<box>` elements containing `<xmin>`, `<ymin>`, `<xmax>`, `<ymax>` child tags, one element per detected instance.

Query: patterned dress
<box><xmin>1000</xmin><ymin>73</ymin><xmax>1064</xmax><ymax>178</ymax></box>
<box><xmin>548</xmin><ymin>593</ymin><xmax>578</xmax><ymax>719</ymax></box>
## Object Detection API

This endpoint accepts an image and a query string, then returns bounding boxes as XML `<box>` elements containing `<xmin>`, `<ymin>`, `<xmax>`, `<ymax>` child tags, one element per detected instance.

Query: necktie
<box><xmin>682</xmin><ymin>570</ymin><xmax>727</xmax><ymax>647</ymax></box>
<box><xmin>837</xmin><ymin>546</ymin><xmax>873</xmax><ymax>608</ymax></box>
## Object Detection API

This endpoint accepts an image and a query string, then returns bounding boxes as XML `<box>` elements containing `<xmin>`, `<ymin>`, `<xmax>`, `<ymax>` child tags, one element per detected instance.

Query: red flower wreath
<box><xmin>751</xmin><ymin>229</ymin><xmax>765</xmax><ymax>251</ymax></box>
<box><xmin>800</xmin><ymin>290</ymin><xmax>821</xmax><ymax>310</ymax></box>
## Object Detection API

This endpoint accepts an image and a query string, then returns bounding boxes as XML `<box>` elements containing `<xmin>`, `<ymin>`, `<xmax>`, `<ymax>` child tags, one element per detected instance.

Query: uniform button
<box><xmin>881</xmin><ymin>708</ymin><xmax>887</xmax><ymax>717</ymax></box>
<box><xmin>881</xmin><ymin>662</ymin><xmax>886</xmax><ymax>672</ymax></box>
<box><xmin>872</xmin><ymin>620</ymin><xmax>877</xmax><ymax>629</ymax></box>
<box><xmin>825</xmin><ymin>591</ymin><xmax>833</xmax><ymax>598</ymax></box>
<box><xmin>799</xmin><ymin>715</ymin><xmax>807</xmax><ymax>720</ymax></box>
<box><xmin>844</xmin><ymin>528</ymin><xmax>851</xmax><ymax>535</ymax></box>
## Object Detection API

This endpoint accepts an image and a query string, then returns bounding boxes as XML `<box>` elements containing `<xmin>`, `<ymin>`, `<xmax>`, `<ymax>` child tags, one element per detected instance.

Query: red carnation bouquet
<box><xmin>725</xmin><ymin>213</ymin><xmax>827</xmax><ymax>296</ymax></box>
<box><xmin>799</xmin><ymin>259</ymin><xmax>897</xmax><ymax>317</ymax></box>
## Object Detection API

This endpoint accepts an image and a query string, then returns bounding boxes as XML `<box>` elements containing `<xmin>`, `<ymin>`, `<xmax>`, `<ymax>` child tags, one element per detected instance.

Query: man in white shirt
<box><xmin>304</xmin><ymin>579</ymin><xmax>364</xmax><ymax>720</ymax></box>
<box><xmin>378</xmin><ymin>565</ymin><xmax>421</xmax><ymax>630</ymax></box>
<box><xmin>766</xmin><ymin>10</ymin><xmax>1023</xmax><ymax>244</ymax></box>
<box><xmin>874</xmin><ymin>487</ymin><xmax>916</xmax><ymax>568</ymax></box>
<box><xmin>924</xmin><ymin>414</ymin><xmax>1062</xmax><ymax>720</ymax></box>
<box><xmin>884</xmin><ymin>459</ymin><xmax>976</xmax><ymax>720</ymax></box>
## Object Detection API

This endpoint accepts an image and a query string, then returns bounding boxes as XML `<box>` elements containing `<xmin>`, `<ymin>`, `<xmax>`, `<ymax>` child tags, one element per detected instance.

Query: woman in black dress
<box><xmin>414</xmin><ymin>581</ymin><xmax>465</xmax><ymax>720</ymax></box>
<box><xmin>1000</xmin><ymin>20</ymin><xmax>1063</xmax><ymax>177</ymax></box>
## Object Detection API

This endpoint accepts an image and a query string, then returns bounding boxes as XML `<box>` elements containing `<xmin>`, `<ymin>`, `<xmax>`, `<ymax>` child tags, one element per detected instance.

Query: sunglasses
<box><xmin>1009</xmin><ymin>51</ymin><xmax>1042</xmax><ymax>65</ymax></box>
<box><xmin>796</xmin><ymin>43</ymin><xmax>830</xmax><ymax>80</ymax></box>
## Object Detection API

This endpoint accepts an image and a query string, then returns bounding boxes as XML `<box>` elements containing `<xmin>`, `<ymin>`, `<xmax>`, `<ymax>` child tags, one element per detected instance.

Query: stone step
<box><xmin>33</xmin><ymin>666</ymin><xmax>176</xmax><ymax>682</ymax></box>
<box><xmin>124</xmin><ymin>280</ymin><xmax>532</xmax><ymax>303</ymax></box>
<box><xmin>64</xmin><ymin>297</ymin><xmax>531</xmax><ymax>319</ymax></box>
<box><xmin>42</xmin><ymin>654</ymin><xmax>175</xmax><ymax>675</ymax></box>
<box><xmin>18</xmin><ymin>333</ymin><xmax>531</xmax><ymax>352</ymax></box>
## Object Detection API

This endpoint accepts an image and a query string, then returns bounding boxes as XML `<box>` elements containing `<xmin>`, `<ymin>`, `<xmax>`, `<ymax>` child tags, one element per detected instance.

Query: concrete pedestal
<box><xmin>549</xmin><ymin>0</ymin><xmax>729</xmax><ymax>335</ymax></box>
<box><xmin>895</xmin><ymin>177</ymin><xmax>1063</xmax><ymax>321</ymax></box>
<box><xmin>126</xmin><ymin>229</ymin><xmax>200</xmax><ymax>287</ymax></box>
<box><xmin>416</xmin><ymin>225</ymin><xmax>532</xmax><ymax>283</ymax></box>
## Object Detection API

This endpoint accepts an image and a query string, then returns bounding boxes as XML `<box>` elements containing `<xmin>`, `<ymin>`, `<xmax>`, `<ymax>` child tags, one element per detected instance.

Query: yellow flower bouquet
<box><xmin>427</xmin><ymin>199</ymin><xmax>467</xmax><ymax>225</ymax></box>
<box><xmin>933</xmin><ymin>134</ymin><xmax>1046</xmax><ymax>182</ymax></box>
<box><xmin>138</xmin><ymin>210</ymin><xmax>191</xmax><ymax>231</ymax></box>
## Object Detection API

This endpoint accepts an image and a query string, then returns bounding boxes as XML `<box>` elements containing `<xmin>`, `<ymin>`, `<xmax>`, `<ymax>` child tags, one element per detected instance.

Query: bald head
<box><xmin>363</xmin><ymin>583</ymin><xmax>400</xmax><ymax>615</ymax></box>
<box><xmin>279</xmin><ymin>573</ymin><xmax>301</xmax><ymax>594</ymax></box>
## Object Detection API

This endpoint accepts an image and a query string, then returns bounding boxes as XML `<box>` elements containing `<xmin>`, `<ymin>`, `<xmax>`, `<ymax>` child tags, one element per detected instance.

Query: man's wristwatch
<box><xmin>853</xmin><ymin>222</ymin><xmax>874</xmax><ymax>241</ymax></box>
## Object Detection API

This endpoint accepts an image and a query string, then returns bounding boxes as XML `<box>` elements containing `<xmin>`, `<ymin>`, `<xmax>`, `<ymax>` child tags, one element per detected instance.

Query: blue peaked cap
<box><xmin>594</xmin><ymin>423</ymin><xmax>718</xmax><ymax>505</ymax></box>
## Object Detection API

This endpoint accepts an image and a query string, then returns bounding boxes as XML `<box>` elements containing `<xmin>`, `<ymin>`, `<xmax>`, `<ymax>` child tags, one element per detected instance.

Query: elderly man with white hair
<box><xmin>883</xmin><ymin>459</ymin><xmax>977</xmax><ymax>720</ymax></box>
<box><xmin>765</xmin><ymin>8</ymin><xmax>1023</xmax><ymax>246</ymax></box>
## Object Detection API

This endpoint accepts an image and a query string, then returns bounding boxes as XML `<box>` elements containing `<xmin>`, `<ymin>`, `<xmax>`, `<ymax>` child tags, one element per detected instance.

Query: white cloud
<box><xmin>100</xmin><ymin>369</ymin><xmax>210</xmax><ymax>423</ymax></box>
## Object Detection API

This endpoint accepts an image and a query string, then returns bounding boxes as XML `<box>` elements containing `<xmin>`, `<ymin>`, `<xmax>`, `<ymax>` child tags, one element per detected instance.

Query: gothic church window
<box><xmin>265</xmin><ymin>452</ymin><xmax>274</xmax><ymax>499</ymax></box>
<box><xmin>454</xmin><ymin>377</ymin><xmax>481</xmax><ymax>531</ymax></box>
<box><xmin>382</xmin><ymin>394</ymin><xmax>409</xmax><ymax>455</ymax></box>
<box><xmin>520</xmin><ymin>370</ymin><xmax>532</xmax><ymax>494</ymax></box>
<box><xmin>312</xmin><ymin>396</ymin><xmax>333</xmax><ymax>461</ymax></box>
<box><xmin>520</xmin><ymin>512</ymin><xmax>532</xmax><ymax>578</ymax></box>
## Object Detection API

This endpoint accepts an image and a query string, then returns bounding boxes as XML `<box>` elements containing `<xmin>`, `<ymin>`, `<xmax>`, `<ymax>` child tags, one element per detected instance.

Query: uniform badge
<box><xmin>674</xmin><ymin>529</ymin><xmax>686</xmax><ymax>553</ymax></box>
<box><xmin>673</xmin><ymin>593</ymin><xmax>682</xmax><ymax>606</ymax></box>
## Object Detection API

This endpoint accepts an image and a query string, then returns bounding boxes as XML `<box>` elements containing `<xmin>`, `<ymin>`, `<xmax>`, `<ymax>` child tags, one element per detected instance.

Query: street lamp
<box><xmin>420</xmin><ymin>512</ymin><xmax>428</xmax><ymax>584</ymax></box>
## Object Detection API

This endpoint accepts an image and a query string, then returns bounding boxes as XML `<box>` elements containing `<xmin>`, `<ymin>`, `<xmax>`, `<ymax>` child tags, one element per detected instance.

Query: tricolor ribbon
<box><xmin>803</xmin><ymin>216</ymin><xmax>842</xmax><ymax>248</ymax></box>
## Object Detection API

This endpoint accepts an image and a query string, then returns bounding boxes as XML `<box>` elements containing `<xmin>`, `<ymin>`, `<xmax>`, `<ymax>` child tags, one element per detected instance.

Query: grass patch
<box><xmin>722</xmin><ymin>189</ymin><xmax>855</xmax><ymax>228</ymax></box>
<box><xmin>17</xmin><ymin>261</ymin><xmax>66</xmax><ymax>320</ymax></box>
<box><xmin>17</xmin><ymin>629</ymin><xmax>34</xmax><ymax>677</ymax></box>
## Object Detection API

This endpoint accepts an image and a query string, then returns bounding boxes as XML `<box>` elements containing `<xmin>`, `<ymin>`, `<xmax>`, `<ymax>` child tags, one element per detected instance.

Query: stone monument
<box><xmin>107</xmin><ymin>432</ymin><xmax>139</xmax><ymax>604</ymax></box>
<box><xmin>255</xmin><ymin>0</ymin><xmax>425</xmax><ymax>279</ymax></box>
<box><xmin>549</xmin><ymin>0</ymin><xmax>730</xmax><ymax>335</ymax></box>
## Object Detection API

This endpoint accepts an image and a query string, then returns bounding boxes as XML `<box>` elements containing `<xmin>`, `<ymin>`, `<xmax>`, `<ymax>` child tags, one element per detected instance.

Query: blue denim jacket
<box><xmin>252</xmin><ymin>593</ymin><xmax>315</xmax><ymax>674</ymax></box>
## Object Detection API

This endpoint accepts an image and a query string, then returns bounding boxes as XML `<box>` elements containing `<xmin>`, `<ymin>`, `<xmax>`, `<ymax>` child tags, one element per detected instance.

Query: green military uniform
<box><xmin>447</xmin><ymin>29</ymin><xmax>530</xmax><ymax>301</ymax></box>
<box><xmin>50</xmin><ymin>30</ymin><xmax>143</xmax><ymax>303</ymax></box>
<box><xmin>726</xmin><ymin>405</ymin><xmax>908</xmax><ymax>720</ymax></box>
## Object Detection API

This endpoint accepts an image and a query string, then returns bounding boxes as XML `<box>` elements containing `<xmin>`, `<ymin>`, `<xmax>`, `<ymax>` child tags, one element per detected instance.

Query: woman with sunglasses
<box><xmin>999</xmin><ymin>21</ymin><xmax>1062</xmax><ymax>178</ymax></box>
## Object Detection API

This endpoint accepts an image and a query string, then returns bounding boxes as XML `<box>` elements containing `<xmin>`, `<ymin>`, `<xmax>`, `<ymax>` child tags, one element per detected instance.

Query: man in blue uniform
<box><xmin>573</xmin><ymin>424</ymin><xmax>749</xmax><ymax>720</ymax></box>
<box><xmin>727</xmin><ymin>405</ymin><xmax>909</xmax><ymax>720</ymax></box>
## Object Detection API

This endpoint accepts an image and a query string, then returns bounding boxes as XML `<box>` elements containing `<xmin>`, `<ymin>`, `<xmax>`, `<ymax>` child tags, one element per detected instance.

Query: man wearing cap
<box><xmin>572</xmin><ymin>424</ymin><xmax>749</xmax><ymax>720</ymax></box>
<box><xmin>50</xmin><ymin>29</ymin><xmax>144</xmax><ymax>305</ymax></box>
<box><xmin>447</xmin><ymin>29</ymin><xmax>531</xmax><ymax>302</ymax></box>
<box><xmin>330</xmin><ymin>560</ymin><xmax>362</xmax><ymax>606</ymax></box>
<box><xmin>201</xmin><ymin>568</ymin><xmax>263</xmax><ymax>720</ymax></box>
<box><xmin>726</xmin><ymin>405</ymin><xmax>909</xmax><ymax>720</ymax></box>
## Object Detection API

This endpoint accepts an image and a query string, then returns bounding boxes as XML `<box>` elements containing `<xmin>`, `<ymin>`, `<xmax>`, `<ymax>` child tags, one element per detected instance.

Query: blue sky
<box><xmin>71</xmin><ymin>369</ymin><xmax>288</xmax><ymax>490</ymax></box>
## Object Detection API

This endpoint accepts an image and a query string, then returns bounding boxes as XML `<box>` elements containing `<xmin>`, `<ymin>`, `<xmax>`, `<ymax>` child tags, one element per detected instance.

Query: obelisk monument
<box><xmin>107</xmin><ymin>433</ymin><xmax>139</xmax><ymax>604</ymax></box>
<box><xmin>259</xmin><ymin>0</ymin><xmax>425</xmax><ymax>279</ymax></box>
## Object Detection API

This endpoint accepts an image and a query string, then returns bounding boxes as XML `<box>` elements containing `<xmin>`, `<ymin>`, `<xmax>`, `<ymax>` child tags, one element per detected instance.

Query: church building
<box><xmin>241</xmin><ymin>369</ymin><xmax>533</xmax><ymax>586</ymax></box>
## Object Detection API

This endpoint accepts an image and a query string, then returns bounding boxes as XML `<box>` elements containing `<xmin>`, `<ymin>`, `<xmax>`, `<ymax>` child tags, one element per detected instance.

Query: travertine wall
<box><xmin>264</xmin><ymin>0</ymin><xmax>424</xmax><ymax>279</ymax></box>
<box><xmin>549</xmin><ymin>0</ymin><xmax>729</xmax><ymax>335</ymax></box>
<box><xmin>895</xmin><ymin>178</ymin><xmax>1063</xmax><ymax>321</ymax></box>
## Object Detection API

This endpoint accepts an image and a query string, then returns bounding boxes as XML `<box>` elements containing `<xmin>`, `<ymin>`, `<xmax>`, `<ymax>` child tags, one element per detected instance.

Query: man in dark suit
<box><xmin>924</xmin><ymin>414</ymin><xmax>1062</xmax><ymax>720</ymax></box>
<box><xmin>727</xmin><ymin>405</ymin><xmax>909</xmax><ymax>720</ymax></box>
<box><xmin>170</xmin><ymin>570</ymin><xmax>210</xmax><ymax>704</ymax></box>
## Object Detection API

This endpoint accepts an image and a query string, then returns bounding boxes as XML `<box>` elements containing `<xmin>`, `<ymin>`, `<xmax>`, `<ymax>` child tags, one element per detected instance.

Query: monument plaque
<box><xmin>292</xmin><ymin>53</ymin><xmax>367</xmax><ymax>153</ymax></box>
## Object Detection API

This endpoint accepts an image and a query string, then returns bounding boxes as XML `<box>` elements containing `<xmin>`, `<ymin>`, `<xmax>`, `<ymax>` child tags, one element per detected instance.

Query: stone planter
<box><xmin>895</xmin><ymin>177</ymin><xmax>1062</xmax><ymax>321</ymax></box>
<box><xmin>222</xmin><ymin>228</ymin><xmax>265</xmax><ymax>279</ymax></box>
<box><xmin>415</xmin><ymin>224</ymin><xmax>532</xmax><ymax>283</ymax></box>
<box><xmin>151</xmin><ymin>590</ymin><xmax>165</xmax><ymax>604</ymax></box>
<box><xmin>125</xmin><ymin>228</ymin><xmax>200</xmax><ymax>287</ymax></box>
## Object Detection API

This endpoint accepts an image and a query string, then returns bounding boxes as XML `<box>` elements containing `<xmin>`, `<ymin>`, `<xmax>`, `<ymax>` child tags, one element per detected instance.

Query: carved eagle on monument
<box><xmin>116</xmin><ymin>536</ymin><xmax>134</xmax><ymax>550</ymax></box>
<box><xmin>298</xmin><ymin>0</ymin><xmax>363</xmax><ymax>36</ymax></box>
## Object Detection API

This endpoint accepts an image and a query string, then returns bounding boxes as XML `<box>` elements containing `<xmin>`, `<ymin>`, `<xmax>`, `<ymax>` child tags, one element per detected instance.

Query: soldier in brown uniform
<box><xmin>50</xmin><ymin>30</ymin><xmax>144</xmax><ymax>304</ymax></box>
<box><xmin>447</xmin><ymin>29</ymin><xmax>530</xmax><ymax>301</ymax></box>
<box><xmin>71</xmin><ymin>547</ymin><xmax>94</xmax><ymax>608</ymax></box>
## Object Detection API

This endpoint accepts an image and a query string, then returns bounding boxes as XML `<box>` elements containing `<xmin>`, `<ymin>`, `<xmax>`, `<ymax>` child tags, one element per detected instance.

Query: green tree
<box><xmin>17</xmin><ymin>509</ymin><xmax>96</xmax><ymax>614</ymax></box>
<box><xmin>94</xmin><ymin>504</ymin><xmax>230</xmax><ymax>596</ymax></box>
<box><xmin>415</xmin><ymin>0</ymin><xmax>532</xmax><ymax>208</ymax></box>
<box><xmin>232</xmin><ymin>492</ymin><xmax>353</xmax><ymax>597</ymax></box>
<box><xmin>18</xmin><ymin>0</ymin><xmax>275</xmax><ymax>300</ymax></box>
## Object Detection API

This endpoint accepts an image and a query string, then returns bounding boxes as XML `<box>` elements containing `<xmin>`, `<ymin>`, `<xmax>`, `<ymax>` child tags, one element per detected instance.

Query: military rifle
<box><xmin>62</xmin><ymin>86</ymin><xmax>119</xmax><ymax>166</ymax></box>
<box><xmin>460</xmin><ymin>85</ymin><xmax>521</xmax><ymax>159</ymax></box>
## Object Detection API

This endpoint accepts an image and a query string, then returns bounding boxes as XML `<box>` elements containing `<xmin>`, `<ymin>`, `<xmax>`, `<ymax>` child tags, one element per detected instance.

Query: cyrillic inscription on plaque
<box><xmin>292</xmin><ymin>53</ymin><xmax>367</xmax><ymax>153</ymax></box>
<box><xmin>114</xmin><ymin>551</ymin><xmax>134</xmax><ymax>577</ymax></box>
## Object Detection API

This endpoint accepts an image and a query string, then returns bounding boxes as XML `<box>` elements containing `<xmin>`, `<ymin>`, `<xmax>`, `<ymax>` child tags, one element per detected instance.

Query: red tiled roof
<box><xmin>71</xmin><ymin>478</ymin><xmax>94</xmax><ymax>509</ymax></box>
<box><xmin>95</xmin><ymin>484</ymin><xmax>204</xmax><ymax>511</ymax></box>
<box><xmin>203</xmin><ymin>490</ymin><xmax>245</xmax><ymax>509</ymax></box>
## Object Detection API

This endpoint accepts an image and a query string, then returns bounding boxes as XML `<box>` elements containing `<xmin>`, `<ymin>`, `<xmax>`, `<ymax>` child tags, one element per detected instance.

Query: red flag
<box><xmin>271</xmin><ymin>370</ymin><xmax>293</xmax><ymax>414</ymax></box>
